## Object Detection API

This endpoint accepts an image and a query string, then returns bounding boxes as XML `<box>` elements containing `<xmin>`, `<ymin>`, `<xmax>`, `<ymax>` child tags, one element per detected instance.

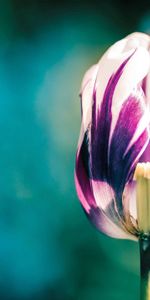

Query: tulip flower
<box><xmin>75</xmin><ymin>32</ymin><xmax>150</xmax><ymax>300</ymax></box>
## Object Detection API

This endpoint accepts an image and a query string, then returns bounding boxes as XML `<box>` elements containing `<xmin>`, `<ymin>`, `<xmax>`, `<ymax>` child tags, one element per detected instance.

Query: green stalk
<box><xmin>140</xmin><ymin>237</ymin><xmax>150</xmax><ymax>300</ymax></box>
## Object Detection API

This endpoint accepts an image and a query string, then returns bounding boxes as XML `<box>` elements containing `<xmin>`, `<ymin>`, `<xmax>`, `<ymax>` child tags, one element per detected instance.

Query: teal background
<box><xmin>0</xmin><ymin>1</ymin><xmax>150</xmax><ymax>299</ymax></box>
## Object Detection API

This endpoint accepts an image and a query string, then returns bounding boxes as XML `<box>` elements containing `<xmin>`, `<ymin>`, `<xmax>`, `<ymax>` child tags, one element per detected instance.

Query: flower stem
<box><xmin>140</xmin><ymin>237</ymin><xmax>150</xmax><ymax>300</ymax></box>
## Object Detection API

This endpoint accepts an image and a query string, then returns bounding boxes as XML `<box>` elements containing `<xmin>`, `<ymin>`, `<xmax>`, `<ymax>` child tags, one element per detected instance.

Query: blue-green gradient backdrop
<box><xmin>0</xmin><ymin>1</ymin><xmax>150</xmax><ymax>299</ymax></box>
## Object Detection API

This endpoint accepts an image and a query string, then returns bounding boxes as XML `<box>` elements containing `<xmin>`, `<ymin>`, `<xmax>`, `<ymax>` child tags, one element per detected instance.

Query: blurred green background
<box><xmin>0</xmin><ymin>0</ymin><xmax>150</xmax><ymax>299</ymax></box>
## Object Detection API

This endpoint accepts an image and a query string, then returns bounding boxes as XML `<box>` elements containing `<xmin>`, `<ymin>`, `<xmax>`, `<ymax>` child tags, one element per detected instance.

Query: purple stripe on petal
<box><xmin>75</xmin><ymin>131</ymin><xmax>130</xmax><ymax>238</ymax></box>
<box><xmin>90</xmin><ymin>54</ymin><xmax>133</xmax><ymax>181</ymax></box>
<box><xmin>75</xmin><ymin>136</ymin><xmax>96</xmax><ymax>211</ymax></box>
<box><xmin>124</xmin><ymin>129</ymin><xmax>149</xmax><ymax>181</ymax></box>
<box><xmin>75</xmin><ymin>135</ymin><xmax>128</xmax><ymax>238</ymax></box>
<box><xmin>142</xmin><ymin>76</ymin><xmax>147</xmax><ymax>96</ymax></box>
<box><xmin>109</xmin><ymin>129</ymin><xmax>148</xmax><ymax>213</ymax></box>
<box><xmin>78</xmin><ymin>131</ymin><xmax>91</xmax><ymax>178</ymax></box>
<box><xmin>109</xmin><ymin>94</ymin><xmax>145</xmax><ymax>192</ymax></box>
<box><xmin>139</xmin><ymin>142</ymin><xmax>150</xmax><ymax>162</ymax></box>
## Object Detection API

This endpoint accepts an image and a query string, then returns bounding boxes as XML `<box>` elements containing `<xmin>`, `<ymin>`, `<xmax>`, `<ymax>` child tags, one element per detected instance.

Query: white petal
<box><xmin>80</xmin><ymin>65</ymin><xmax>98</xmax><ymax>133</ymax></box>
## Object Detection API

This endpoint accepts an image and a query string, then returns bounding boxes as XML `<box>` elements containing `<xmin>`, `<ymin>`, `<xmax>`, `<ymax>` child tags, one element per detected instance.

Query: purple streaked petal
<box><xmin>108</xmin><ymin>93</ymin><xmax>149</xmax><ymax>195</ymax></box>
<box><xmin>75</xmin><ymin>136</ymin><xmax>135</xmax><ymax>239</ymax></box>
<box><xmin>91</xmin><ymin>55</ymin><xmax>133</xmax><ymax>181</ymax></box>
<box><xmin>90</xmin><ymin>61</ymin><xmax>149</xmax><ymax>218</ymax></box>
<box><xmin>75</xmin><ymin>32</ymin><xmax>150</xmax><ymax>240</ymax></box>
<box><xmin>75</xmin><ymin>133</ymin><xmax>96</xmax><ymax>212</ymax></box>
<box><xmin>78</xmin><ymin>54</ymin><xmax>149</xmax><ymax>220</ymax></box>
<box><xmin>123</xmin><ymin>129</ymin><xmax>149</xmax><ymax>179</ymax></box>
<box><xmin>139</xmin><ymin>142</ymin><xmax>150</xmax><ymax>162</ymax></box>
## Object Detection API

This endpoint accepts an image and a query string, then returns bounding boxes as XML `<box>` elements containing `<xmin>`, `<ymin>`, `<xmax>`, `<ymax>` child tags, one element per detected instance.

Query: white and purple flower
<box><xmin>75</xmin><ymin>32</ymin><xmax>150</xmax><ymax>240</ymax></box>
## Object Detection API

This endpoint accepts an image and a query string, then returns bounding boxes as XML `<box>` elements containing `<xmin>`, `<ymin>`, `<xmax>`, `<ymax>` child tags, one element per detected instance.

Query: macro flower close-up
<box><xmin>2</xmin><ymin>1</ymin><xmax>150</xmax><ymax>300</ymax></box>
<box><xmin>75</xmin><ymin>32</ymin><xmax>150</xmax><ymax>299</ymax></box>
